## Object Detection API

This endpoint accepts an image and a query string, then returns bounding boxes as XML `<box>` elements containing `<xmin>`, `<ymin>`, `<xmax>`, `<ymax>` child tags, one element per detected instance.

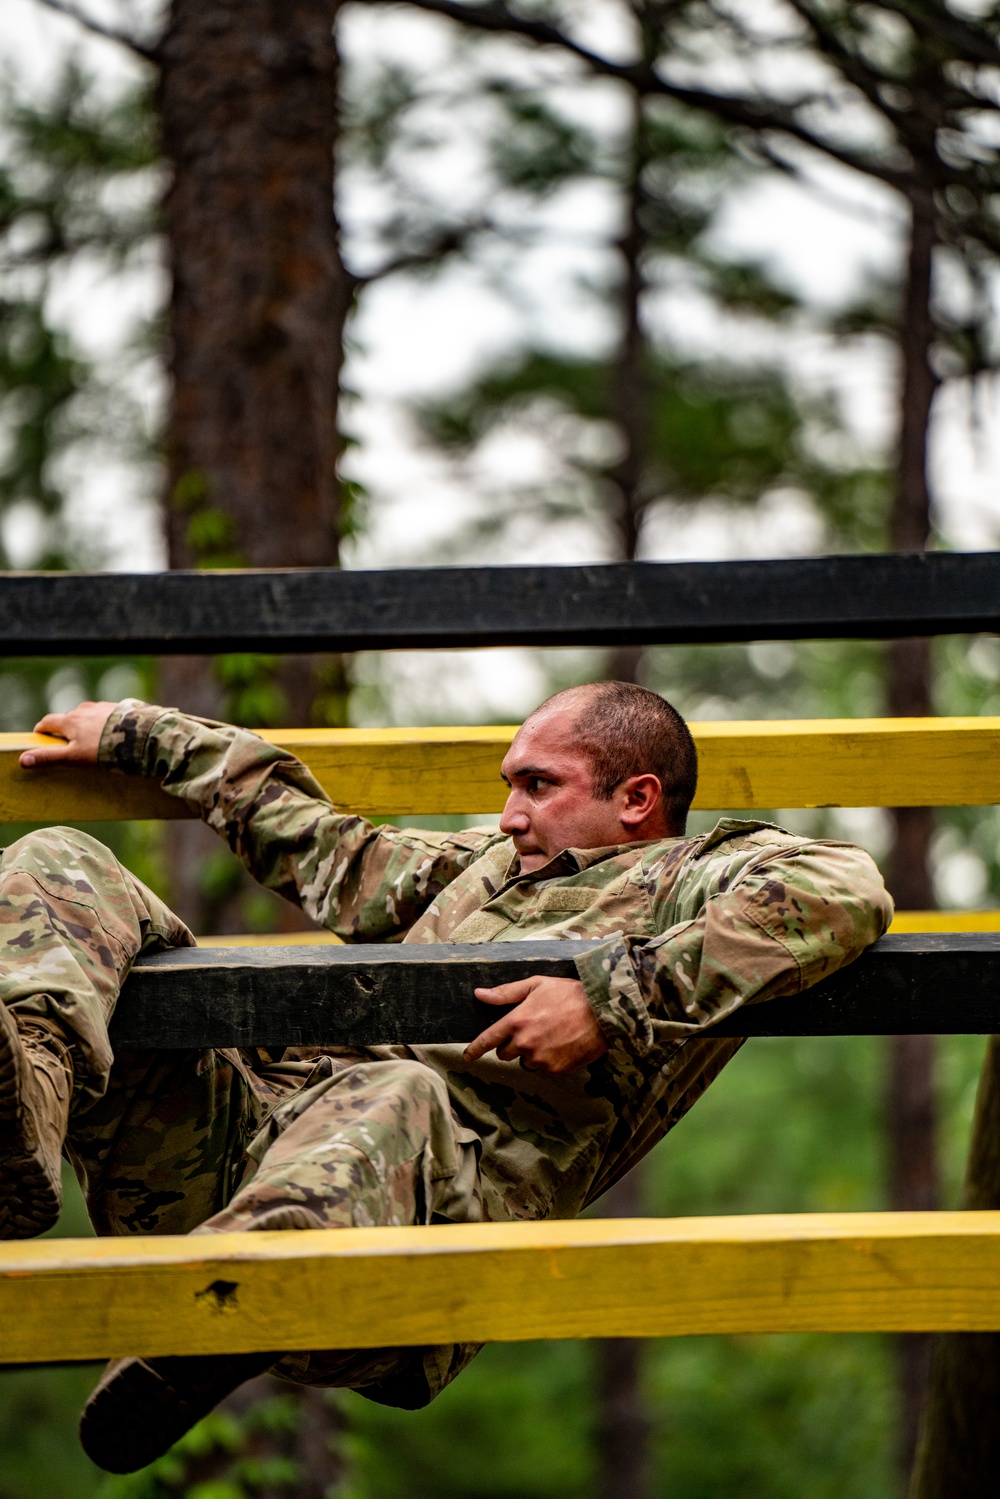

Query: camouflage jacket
<box><xmin>100</xmin><ymin>702</ymin><xmax>893</xmax><ymax>1223</ymax></box>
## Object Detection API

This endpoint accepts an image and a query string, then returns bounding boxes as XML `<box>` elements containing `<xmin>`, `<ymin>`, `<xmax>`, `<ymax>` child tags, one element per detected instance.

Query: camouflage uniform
<box><xmin>0</xmin><ymin>701</ymin><xmax>892</xmax><ymax>1405</ymax></box>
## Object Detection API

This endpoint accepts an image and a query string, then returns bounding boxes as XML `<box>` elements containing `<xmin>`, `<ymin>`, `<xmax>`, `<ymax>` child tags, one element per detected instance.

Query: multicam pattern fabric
<box><xmin>0</xmin><ymin>701</ymin><xmax>893</xmax><ymax>1404</ymax></box>
<box><xmin>0</xmin><ymin>826</ymin><xmax>193</xmax><ymax>1103</ymax></box>
<box><xmin>0</xmin><ymin>824</ymin><xmax>483</xmax><ymax>1401</ymax></box>
<box><xmin>99</xmin><ymin>700</ymin><xmax>893</xmax><ymax>1217</ymax></box>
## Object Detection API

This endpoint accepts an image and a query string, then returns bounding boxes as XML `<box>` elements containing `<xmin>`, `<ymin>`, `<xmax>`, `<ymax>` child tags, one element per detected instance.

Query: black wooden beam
<box><xmin>3</xmin><ymin>553</ymin><xmax>999</xmax><ymax>656</ymax></box>
<box><xmin>110</xmin><ymin>933</ymin><xmax>1000</xmax><ymax>1049</ymax></box>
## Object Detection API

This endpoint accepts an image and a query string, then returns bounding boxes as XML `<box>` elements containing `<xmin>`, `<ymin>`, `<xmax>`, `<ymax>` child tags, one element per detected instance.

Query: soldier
<box><xmin>2</xmin><ymin>681</ymin><xmax>891</xmax><ymax>1473</ymax></box>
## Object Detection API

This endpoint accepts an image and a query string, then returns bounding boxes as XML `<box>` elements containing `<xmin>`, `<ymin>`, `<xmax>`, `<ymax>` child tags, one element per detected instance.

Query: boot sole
<box><xmin>80</xmin><ymin>1358</ymin><xmax>203</xmax><ymax>1474</ymax></box>
<box><xmin>0</xmin><ymin>1005</ymin><xmax>61</xmax><ymax>1238</ymax></box>
<box><xmin>80</xmin><ymin>1351</ymin><xmax>278</xmax><ymax>1473</ymax></box>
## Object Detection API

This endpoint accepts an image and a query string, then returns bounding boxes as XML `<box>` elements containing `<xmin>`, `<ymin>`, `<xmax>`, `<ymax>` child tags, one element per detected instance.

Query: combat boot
<box><xmin>0</xmin><ymin>1002</ymin><xmax>72</xmax><ymax>1239</ymax></box>
<box><xmin>79</xmin><ymin>1203</ymin><xmax>316</xmax><ymax>1473</ymax></box>
<box><xmin>79</xmin><ymin>1350</ymin><xmax>279</xmax><ymax>1473</ymax></box>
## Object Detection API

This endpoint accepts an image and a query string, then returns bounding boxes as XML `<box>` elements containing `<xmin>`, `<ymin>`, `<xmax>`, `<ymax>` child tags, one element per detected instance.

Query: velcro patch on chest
<box><xmin>534</xmin><ymin>886</ymin><xmax>600</xmax><ymax>912</ymax></box>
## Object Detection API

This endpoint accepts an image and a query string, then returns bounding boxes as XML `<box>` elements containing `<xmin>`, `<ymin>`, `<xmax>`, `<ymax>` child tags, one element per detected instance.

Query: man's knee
<box><xmin>361</xmin><ymin>1058</ymin><xmax>450</xmax><ymax>1106</ymax></box>
<box><xmin>0</xmin><ymin>826</ymin><xmax>124</xmax><ymax>901</ymax></box>
<box><xmin>326</xmin><ymin>1058</ymin><xmax>460</xmax><ymax>1160</ymax></box>
<box><xmin>0</xmin><ymin>826</ymin><xmax>190</xmax><ymax>958</ymax></box>
<box><xmin>221</xmin><ymin>1058</ymin><xmax>475</xmax><ymax>1232</ymax></box>
<box><xmin>322</xmin><ymin>1059</ymin><xmax>480</xmax><ymax>1225</ymax></box>
<box><xmin>272</xmin><ymin>1057</ymin><xmax>451</xmax><ymax>1169</ymax></box>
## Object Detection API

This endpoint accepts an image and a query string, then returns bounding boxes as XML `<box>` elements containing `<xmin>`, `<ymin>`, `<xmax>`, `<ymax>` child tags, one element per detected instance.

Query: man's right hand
<box><xmin>20</xmin><ymin>701</ymin><xmax>118</xmax><ymax>768</ymax></box>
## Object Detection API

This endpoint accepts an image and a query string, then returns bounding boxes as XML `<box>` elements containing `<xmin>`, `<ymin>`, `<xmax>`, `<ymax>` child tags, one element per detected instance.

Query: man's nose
<box><xmin>499</xmin><ymin>789</ymin><xmax>529</xmax><ymax>834</ymax></box>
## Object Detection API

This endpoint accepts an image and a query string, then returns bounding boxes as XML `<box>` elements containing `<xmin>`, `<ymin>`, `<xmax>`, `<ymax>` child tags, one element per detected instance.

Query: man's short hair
<box><xmin>534</xmin><ymin>681</ymin><xmax>698</xmax><ymax>834</ymax></box>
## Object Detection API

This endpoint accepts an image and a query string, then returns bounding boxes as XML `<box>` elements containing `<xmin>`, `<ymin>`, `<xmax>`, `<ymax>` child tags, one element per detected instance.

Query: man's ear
<box><xmin>619</xmin><ymin>774</ymin><xmax>663</xmax><ymax>828</ymax></box>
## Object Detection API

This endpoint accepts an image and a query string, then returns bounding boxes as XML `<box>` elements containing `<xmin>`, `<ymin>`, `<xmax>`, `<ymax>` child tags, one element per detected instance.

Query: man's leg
<box><xmin>80</xmin><ymin>1057</ymin><xmax>485</xmax><ymax>1474</ymax></box>
<box><xmin>0</xmin><ymin>826</ymin><xmax>193</xmax><ymax>1237</ymax></box>
<box><xmin>68</xmin><ymin>1045</ymin><xmax>293</xmax><ymax>1238</ymax></box>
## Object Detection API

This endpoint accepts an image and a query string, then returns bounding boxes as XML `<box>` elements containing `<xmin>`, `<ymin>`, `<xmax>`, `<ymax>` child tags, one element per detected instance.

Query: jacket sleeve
<box><xmin>98</xmin><ymin>701</ymin><xmax>493</xmax><ymax>940</ymax></box>
<box><xmin>573</xmin><ymin>838</ymin><xmax>893</xmax><ymax>1061</ymax></box>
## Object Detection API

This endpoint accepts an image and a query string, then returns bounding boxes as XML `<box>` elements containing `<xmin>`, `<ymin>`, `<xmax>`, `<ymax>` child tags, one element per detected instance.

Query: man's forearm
<box><xmin>96</xmin><ymin>701</ymin><xmax>488</xmax><ymax>939</ymax></box>
<box><xmin>99</xmin><ymin>700</ymin><xmax>360</xmax><ymax>915</ymax></box>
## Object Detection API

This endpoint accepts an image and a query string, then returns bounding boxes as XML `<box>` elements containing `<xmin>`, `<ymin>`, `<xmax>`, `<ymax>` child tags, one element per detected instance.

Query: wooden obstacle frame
<box><xmin>2</xmin><ymin>551</ymin><xmax>1000</xmax><ymax>1361</ymax></box>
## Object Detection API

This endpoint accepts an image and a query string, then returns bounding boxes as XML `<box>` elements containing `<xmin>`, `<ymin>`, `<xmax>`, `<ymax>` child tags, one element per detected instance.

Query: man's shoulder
<box><xmin>691</xmin><ymin>817</ymin><xmax>801</xmax><ymax>855</ymax></box>
<box><xmin>637</xmin><ymin>818</ymin><xmax>797</xmax><ymax>873</ymax></box>
<box><xmin>636</xmin><ymin>819</ymin><xmax>843</xmax><ymax>908</ymax></box>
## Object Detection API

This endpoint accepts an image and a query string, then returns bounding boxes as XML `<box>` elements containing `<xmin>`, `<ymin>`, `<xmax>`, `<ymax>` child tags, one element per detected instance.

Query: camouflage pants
<box><xmin>0</xmin><ymin>827</ymin><xmax>484</xmax><ymax>1404</ymax></box>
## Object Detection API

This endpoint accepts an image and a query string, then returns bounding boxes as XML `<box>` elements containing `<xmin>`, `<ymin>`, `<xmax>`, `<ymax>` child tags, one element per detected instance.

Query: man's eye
<box><xmin>527</xmin><ymin>777</ymin><xmax>547</xmax><ymax>794</ymax></box>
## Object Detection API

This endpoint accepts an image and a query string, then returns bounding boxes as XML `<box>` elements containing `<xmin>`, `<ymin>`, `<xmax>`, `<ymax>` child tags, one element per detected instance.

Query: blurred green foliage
<box><xmin>0</xmin><ymin>11</ymin><xmax>997</xmax><ymax>1499</ymax></box>
<box><xmin>0</xmin><ymin>1027</ymin><xmax>984</xmax><ymax>1499</ymax></box>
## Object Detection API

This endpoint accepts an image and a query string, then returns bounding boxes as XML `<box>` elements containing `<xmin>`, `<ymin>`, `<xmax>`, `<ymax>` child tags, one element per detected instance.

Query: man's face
<box><xmin>498</xmin><ymin>705</ymin><xmax>638</xmax><ymax>874</ymax></box>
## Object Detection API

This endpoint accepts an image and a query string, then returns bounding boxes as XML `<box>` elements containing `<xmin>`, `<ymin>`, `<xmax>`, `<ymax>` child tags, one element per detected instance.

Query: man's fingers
<box><xmin>22</xmin><ymin>713</ymin><xmax>76</xmax><ymax>768</ymax></box>
<box><xmin>24</xmin><ymin>713</ymin><xmax>74</xmax><ymax>766</ymax></box>
<box><xmin>464</xmin><ymin>1013</ymin><xmax>517</xmax><ymax>1064</ymax></box>
<box><xmin>474</xmin><ymin>979</ymin><xmax>534</xmax><ymax>1007</ymax></box>
<box><xmin>22</xmin><ymin>701</ymin><xmax>114</xmax><ymax>770</ymax></box>
<box><xmin>33</xmin><ymin>713</ymin><xmax>76</xmax><ymax>737</ymax></box>
<box><xmin>466</xmin><ymin>982</ymin><xmax>533</xmax><ymax>1062</ymax></box>
<box><xmin>20</xmin><ymin>741</ymin><xmax>74</xmax><ymax>768</ymax></box>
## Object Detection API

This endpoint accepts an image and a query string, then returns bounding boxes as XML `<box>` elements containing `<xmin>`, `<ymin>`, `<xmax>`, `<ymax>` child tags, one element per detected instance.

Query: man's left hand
<box><xmin>465</xmin><ymin>975</ymin><xmax>608</xmax><ymax>1075</ymax></box>
<box><xmin>20</xmin><ymin>702</ymin><xmax>117</xmax><ymax>768</ymax></box>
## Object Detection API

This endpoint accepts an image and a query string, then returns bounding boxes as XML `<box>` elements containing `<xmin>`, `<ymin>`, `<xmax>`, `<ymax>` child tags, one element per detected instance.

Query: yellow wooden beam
<box><xmin>198</xmin><ymin>910</ymin><xmax>1000</xmax><ymax>946</ymax></box>
<box><xmin>889</xmin><ymin>910</ymin><xmax>1000</xmax><ymax>934</ymax></box>
<box><xmin>0</xmin><ymin>726</ymin><xmax>517</xmax><ymax>822</ymax></box>
<box><xmin>1</xmin><ymin>716</ymin><xmax>999</xmax><ymax>821</ymax></box>
<box><xmin>198</xmin><ymin>931</ymin><xmax>345</xmax><ymax>947</ymax></box>
<box><xmin>3</xmin><ymin>1212</ymin><xmax>1000</xmax><ymax>1363</ymax></box>
<box><xmin>690</xmin><ymin>716</ymin><xmax>1000</xmax><ymax>812</ymax></box>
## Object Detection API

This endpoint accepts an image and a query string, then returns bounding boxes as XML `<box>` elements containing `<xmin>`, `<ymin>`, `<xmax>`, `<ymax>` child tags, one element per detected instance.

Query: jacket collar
<box><xmin>497</xmin><ymin>836</ymin><xmax>683</xmax><ymax>891</ymax></box>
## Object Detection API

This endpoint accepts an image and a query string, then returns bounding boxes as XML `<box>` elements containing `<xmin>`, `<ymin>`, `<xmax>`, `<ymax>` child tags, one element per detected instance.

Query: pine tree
<box><xmin>387</xmin><ymin>3</ymin><xmax>1000</xmax><ymax>1481</ymax></box>
<box><xmin>397</xmin><ymin>24</ymin><xmax>886</xmax><ymax>1497</ymax></box>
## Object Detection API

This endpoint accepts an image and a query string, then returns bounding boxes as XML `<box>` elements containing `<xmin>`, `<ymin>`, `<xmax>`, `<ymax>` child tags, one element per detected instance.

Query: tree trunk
<box><xmin>593</xmin><ymin>84</ymin><xmax>653</xmax><ymax>1499</ymax></box>
<box><xmin>156</xmin><ymin>0</ymin><xmax>354</xmax><ymax>929</ymax></box>
<box><xmin>910</xmin><ymin>1036</ymin><xmax>1000</xmax><ymax>1498</ymax></box>
<box><xmin>594</xmin><ymin>1170</ymin><xmax>652</xmax><ymax>1499</ymax></box>
<box><xmin>886</xmin><ymin>182</ymin><xmax>940</xmax><ymax>1485</ymax></box>
<box><xmin>288</xmin><ymin>1384</ymin><xmax>348</xmax><ymax>1498</ymax></box>
<box><xmin>149</xmin><ymin>3</ymin><xmax>354</xmax><ymax>1476</ymax></box>
<box><xmin>160</xmin><ymin>0</ymin><xmax>349</xmax><ymax>583</ymax></box>
<box><xmin>607</xmin><ymin>88</ymin><xmax>648</xmax><ymax>688</ymax></box>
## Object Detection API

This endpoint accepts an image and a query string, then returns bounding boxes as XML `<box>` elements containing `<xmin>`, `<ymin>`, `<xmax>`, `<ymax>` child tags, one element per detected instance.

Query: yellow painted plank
<box><xmin>691</xmin><ymin>716</ymin><xmax>1000</xmax><ymax>811</ymax></box>
<box><xmin>200</xmin><ymin>910</ymin><xmax>1000</xmax><ymax>945</ymax></box>
<box><xmin>889</xmin><ymin>910</ymin><xmax>1000</xmax><ymax>934</ymax></box>
<box><xmin>1</xmin><ymin>716</ymin><xmax>999</xmax><ymax>821</ymax></box>
<box><xmin>197</xmin><ymin>931</ymin><xmax>344</xmax><ymax>947</ymax></box>
<box><xmin>0</xmin><ymin>726</ymin><xmax>517</xmax><ymax>822</ymax></box>
<box><xmin>3</xmin><ymin>1213</ymin><xmax>1000</xmax><ymax>1363</ymax></box>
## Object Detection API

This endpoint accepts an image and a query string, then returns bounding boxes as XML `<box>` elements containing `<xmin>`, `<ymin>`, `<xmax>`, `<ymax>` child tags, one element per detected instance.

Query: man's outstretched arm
<box><xmin>22</xmin><ymin>701</ymin><xmax>495</xmax><ymax>941</ymax></box>
<box><xmin>573</xmin><ymin>836</ymin><xmax>893</xmax><ymax>1065</ymax></box>
<box><xmin>27</xmin><ymin>702</ymin><xmax>606</xmax><ymax>1074</ymax></box>
<box><xmin>461</xmin><ymin>837</ymin><xmax>891</xmax><ymax>1078</ymax></box>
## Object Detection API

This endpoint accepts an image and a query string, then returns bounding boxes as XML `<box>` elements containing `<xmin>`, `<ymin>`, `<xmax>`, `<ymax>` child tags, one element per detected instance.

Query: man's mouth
<box><xmin>514</xmin><ymin>840</ymin><xmax>550</xmax><ymax>873</ymax></box>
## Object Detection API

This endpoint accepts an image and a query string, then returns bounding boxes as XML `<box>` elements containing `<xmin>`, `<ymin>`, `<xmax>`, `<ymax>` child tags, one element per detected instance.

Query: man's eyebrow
<box><xmin>502</xmin><ymin>764</ymin><xmax>556</xmax><ymax>782</ymax></box>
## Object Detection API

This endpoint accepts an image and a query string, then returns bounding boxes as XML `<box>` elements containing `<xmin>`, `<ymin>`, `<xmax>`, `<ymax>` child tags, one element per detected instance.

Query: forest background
<box><xmin>1</xmin><ymin>1</ymin><xmax>1000</xmax><ymax>1497</ymax></box>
